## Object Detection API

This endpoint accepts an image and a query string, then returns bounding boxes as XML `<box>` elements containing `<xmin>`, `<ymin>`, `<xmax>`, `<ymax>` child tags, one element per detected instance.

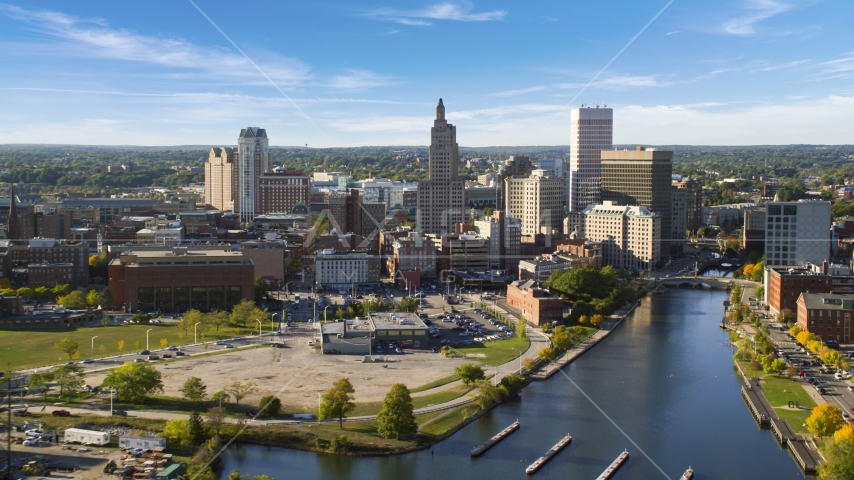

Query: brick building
<box><xmin>506</xmin><ymin>280</ymin><xmax>564</xmax><ymax>327</ymax></box>
<box><xmin>108</xmin><ymin>248</ymin><xmax>254</xmax><ymax>313</ymax></box>
<box><xmin>28</xmin><ymin>263</ymin><xmax>74</xmax><ymax>288</ymax></box>
<box><xmin>797</xmin><ymin>292</ymin><xmax>854</xmax><ymax>343</ymax></box>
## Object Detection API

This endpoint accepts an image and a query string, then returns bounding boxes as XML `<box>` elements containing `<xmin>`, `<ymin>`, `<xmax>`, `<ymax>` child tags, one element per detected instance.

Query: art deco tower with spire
<box><xmin>416</xmin><ymin>99</ymin><xmax>466</xmax><ymax>234</ymax></box>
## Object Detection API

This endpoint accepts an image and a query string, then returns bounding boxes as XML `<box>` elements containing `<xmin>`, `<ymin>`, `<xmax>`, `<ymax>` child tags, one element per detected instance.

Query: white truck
<box><xmin>63</xmin><ymin>428</ymin><xmax>110</xmax><ymax>446</ymax></box>
<box><xmin>118</xmin><ymin>435</ymin><xmax>166</xmax><ymax>451</ymax></box>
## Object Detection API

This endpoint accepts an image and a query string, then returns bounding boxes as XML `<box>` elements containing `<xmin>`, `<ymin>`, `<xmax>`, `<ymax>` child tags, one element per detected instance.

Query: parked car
<box><xmin>167</xmin><ymin>346</ymin><xmax>178</xmax><ymax>351</ymax></box>
<box><xmin>14</xmin><ymin>409</ymin><xmax>31</xmax><ymax>416</ymax></box>
<box><xmin>161</xmin><ymin>354</ymin><xmax>172</xmax><ymax>359</ymax></box>
<box><xmin>112</xmin><ymin>409</ymin><xmax>128</xmax><ymax>416</ymax></box>
<box><xmin>139</xmin><ymin>350</ymin><xmax>150</xmax><ymax>355</ymax></box>
<box><xmin>134</xmin><ymin>358</ymin><xmax>146</xmax><ymax>363</ymax></box>
<box><xmin>214</xmin><ymin>341</ymin><xmax>226</xmax><ymax>346</ymax></box>
<box><xmin>175</xmin><ymin>351</ymin><xmax>186</xmax><ymax>356</ymax></box>
<box><xmin>23</xmin><ymin>437</ymin><xmax>39</xmax><ymax>446</ymax></box>
<box><xmin>272</xmin><ymin>343</ymin><xmax>285</xmax><ymax>348</ymax></box>
<box><xmin>80</xmin><ymin>358</ymin><xmax>94</xmax><ymax>364</ymax></box>
<box><xmin>25</xmin><ymin>429</ymin><xmax>44</xmax><ymax>437</ymax></box>
<box><xmin>52</xmin><ymin>409</ymin><xmax>71</xmax><ymax>417</ymax></box>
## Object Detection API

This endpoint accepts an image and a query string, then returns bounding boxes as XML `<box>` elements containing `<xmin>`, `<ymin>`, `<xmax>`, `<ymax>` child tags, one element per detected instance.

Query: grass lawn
<box><xmin>455</xmin><ymin>337</ymin><xmax>531</xmax><ymax>366</ymax></box>
<box><xmin>762</xmin><ymin>375</ymin><xmax>817</xmax><ymax>409</ymax></box>
<box><xmin>419</xmin><ymin>405</ymin><xmax>479</xmax><ymax>437</ymax></box>
<box><xmin>775</xmin><ymin>408</ymin><xmax>813</xmax><ymax>434</ymax></box>
<box><xmin>350</xmin><ymin>385</ymin><xmax>473</xmax><ymax>417</ymax></box>
<box><xmin>0</xmin><ymin>323</ymin><xmax>239</xmax><ymax>370</ymax></box>
<box><xmin>410</xmin><ymin>374</ymin><xmax>459</xmax><ymax>393</ymax></box>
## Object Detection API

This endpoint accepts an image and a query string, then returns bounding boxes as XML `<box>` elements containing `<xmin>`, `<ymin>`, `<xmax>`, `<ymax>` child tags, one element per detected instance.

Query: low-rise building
<box><xmin>506</xmin><ymin>280</ymin><xmax>563</xmax><ymax>327</ymax></box>
<box><xmin>797</xmin><ymin>292</ymin><xmax>854</xmax><ymax>343</ymax></box>
<box><xmin>108</xmin><ymin>248</ymin><xmax>254</xmax><ymax>313</ymax></box>
<box><xmin>764</xmin><ymin>262</ymin><xmax>854</xmax><ymax>314</ymax></box>
<box><xmin>28</xmin><ymin>263</ymin><xmax>74</xmax><ymax>288</ymax></box>
<box><xmin>239</xmin><ymin>240</ymin><xmax>292</xmax><ymax>283</ymax></box>
<box><xmin>390</xmin><ymin>232</ymin><xmax>437</xmax><ymax>278</ymax></box>
<box><xmin>518</xmin><ymin>255</ymin><xmax>573</xmax><ymax>283</ymax></box>
<box><xmin>315</xmin><ymin>249</ymin><xmax>382</xmax><ymax>289</ymax></box>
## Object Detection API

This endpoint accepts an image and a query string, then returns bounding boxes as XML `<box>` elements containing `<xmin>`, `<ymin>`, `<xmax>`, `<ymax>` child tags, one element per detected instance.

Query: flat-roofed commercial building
<box><xmin>108</xmin><ymin>248</ymin><xmax>254</xmax><ymax>313</ymax></box>
<box><xmin>764</xmin><ymin>201</ymin><xmax>831</xmax><ymax>268</ymax></box>
<box><xmin>369</xmin><ymin>312</ymin><xmax>429</xmax><ymax>349</ymax></box>
<box><xmin>315</xmin><ymin>249</ymin><xmax>382</xmax><ymax>288</ymax></box>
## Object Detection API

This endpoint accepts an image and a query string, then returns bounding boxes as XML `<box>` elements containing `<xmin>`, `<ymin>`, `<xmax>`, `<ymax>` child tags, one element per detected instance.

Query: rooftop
<box><xmin>369</xmin><ymin>312</ymin><xmax>427</xmax><ymax>331</ymax></box>
<box><xmin>800</xmin><ymin>292</ymin><xmax>854</xmax><ymax>310</ymax></box>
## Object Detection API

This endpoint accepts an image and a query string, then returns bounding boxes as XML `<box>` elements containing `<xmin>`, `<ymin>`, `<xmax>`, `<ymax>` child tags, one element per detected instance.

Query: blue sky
<box><xmin>0</xmin><ymin>0</ymin><xmax>851</xmax><ymax>146</ymax></box>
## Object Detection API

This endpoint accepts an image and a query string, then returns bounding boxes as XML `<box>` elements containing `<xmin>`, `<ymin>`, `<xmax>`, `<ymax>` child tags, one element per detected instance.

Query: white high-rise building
<box><xmin>763</xmin><ymin>201</ymin><xmax>831</xmax><ymax>267</ymax></box>
<box><xmin>417</xmin><ymin>99</ymin><xmax>466</xmax><ymax>235</ymax></box>
<box><xmin>568</xmin><ymin>107</ymin><xmax>613</xmax><ymax>212</ymax></box>
<box><xmin>238</xmin><ymin>127</ymin><xmax>272</xmax><ymax>223</ymax></box>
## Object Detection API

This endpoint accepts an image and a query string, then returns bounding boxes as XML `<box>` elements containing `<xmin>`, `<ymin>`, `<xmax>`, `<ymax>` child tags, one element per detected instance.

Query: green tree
<box><xmin>539</xmin><ymin>347</ymin><xmax>556</xmax><ymax>362</ymax></box>
<box><xmin>86</xmin><ymin>289</ymin><xmax>99</xmax><ymax>307</ymax></box>
<box><xmin>211</xmin><ymin>390</ymin><xmax>230</xmax><ymax>407</ymax></box>
<box><xmin>206</xmin><ymin>310</ymin><xmax>229</xmax><ymax>332</ymax></box>
<box><xmin>817</xmin><ymin>437</ymin><xmax>854</xmax><ymax>480</ymax></box>
<box><xmin>58</xmin><ymin>290</ymin><xmax>87</xmax><ymax>308</ymax></box>
<box><xmin>34</xmin><ymin>286</ymin><xmax>52</xmax><ymax>300</ymax></box>
<box><xmin>187</xmin><ymin>410</ymin><xmax>206</xmax><ymax>446</ymax></box>
<box><xmin>259</xmin><ymin>395</ymin><xmax>282</xmax><ymax>417</ymax></box>
<box><xmin>229</xmin><ymin>299</ymin><xmax>267</xmax><ymax>328</ymax></box>
<box><xmin>376</xmin><ymin>383</ymin><xmax>417</xmax><ymax>440</ymax></box>
<box><xmin>551</xmin><ymin>325</ymin><xmax>572</xmax><ymax>350</ymax></box>
<box><xmin>318</xmin><ymin>377</ymin><xmax>356</xmax><ymax>428</ymax></box>
<box><xmin>754</xmin><ymin>285</ymin><xmax>764</xmax><ymax>299</ymax></box>
<box><xmin>51</xmin><ymin>284</ymin><xmax>72</xmax><ymax>297</ymax></box>
<box><xmin>751</xmin><ymin>260</ymin><xmax>764</xmax><ymax>282</ymax></box>
<box><xmin>806</xmin><ymin>403</ymin><xmax>845</xmax><ymax>438</ymax></box>
<box><xmin>16</xmin><ymin>287</ymin><xmax>33</xmax><ymax>300</ymax></box>
<box><xmin>97</xmin><ymin>288</ymin><xmax>114</xmax><ymax>308</ymax></box>
<box><xmin>206</xmin><ymin>406</ymin><xmax>228</xmax><ymax>436</ymax></box>
<box><xmin>131</xmin><ymin>313</ymin><xmax>152</xmax><ymax>324</ymax></box>
<box><xmin>54</xmin><ymin>337</ymin><xmax>79</xmax><ymax>360</ymax></box>
<box><xmin>455</xmin><ymin>363</ymin><xmax>485</xmax><ymax>386</ymax></box>
<box><xmin>253</xmin><ymin>278</ymin><xmax>268</xmax><ymax>302</ymax></box>
<box><xmin>471</xmin><ymin>379</ymin><xmax>503</xmax><ymax>410</ymax></box>
<box><xmin>226</xmin><ymin>381</ymin><xmax>258</xmax><ymax>407</ymax></box>
<box><xmin>181</xmin><ymin>377</ymin><xmax>208</xmax><ymax>404</ymax></box>
<box><xmin>161</xmin><ymin>419</ymin><xmax>192</xmax><ymax>447</ymax></box>
<box><xmin>53</xmin><ymin>364</ymin><xmax>85</xmax><ymax>400</ymax></box>
<box><xmin>778</xmin><ymin>309</ymin><xmax>796</xmax><ymax>325</ymax></box>
<box><xmin>28</xmin><ymin>371</ymin><xmax>55</xmax><ymax>402</ymax></box>
<box><xmin>397</xmin><ymin>296</ymin><xmax>419</xmax><ymax>313</ymax></box>
<box><xmin>101</xmin><ymin>361</ymin><xmax>164</xmax><ymax>403</ymax></box>
<box><xmin>516</xmin><ymin>316</ymin><xmax>528</xmax><ymax>338</ymax></box>
<box><xmin>730</xmin><ymin>284</ymin><xmax>743</xmax><ymax>304</ymax></box>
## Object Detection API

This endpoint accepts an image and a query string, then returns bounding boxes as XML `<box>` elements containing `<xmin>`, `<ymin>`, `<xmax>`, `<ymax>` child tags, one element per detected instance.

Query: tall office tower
<box><xmin>672</xmin><ymin>178</ymin><xmax>703</xmax><ymax>232</ymax></box>
<box><xmin>416</xmin><ymin>99</ymin><xmax>465</xmax><ymax>235</ymax></box>
<box><xmin>600</xmin><ymin>147</ymin><xmax>673</xmax><ymax>256</ymax></box>
<box><xmin>568</xmin><ymin>106</ymin><xmax>613</xmax><ymax>212</ymax></box>
<box><xmin>237</xmin><ymin>127</ymin><xmax>272</xmax><ymax>223</ymax></box>
<box><xmin>505</xmin><ymin>169</ymin><xmax>565</xmax><ymax>237</ymax></box>
<box><xmin>204</xmin><ymin>147</ymin><xmax>238</xmax><ymax>212</ymax></box>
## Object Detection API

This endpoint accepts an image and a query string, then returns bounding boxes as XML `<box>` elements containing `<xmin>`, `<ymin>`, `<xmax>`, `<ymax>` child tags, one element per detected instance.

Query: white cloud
<box><xmin>366</xmin><ymin>2</ymin><xmax>506</xmax><ymax>26</ymax></box>
<box><xmin>721</xmin><ymin>0</ymin><xmax>793</xmax><ymax>36</ymax></box>
<box><xmin>491</xmin><ymin>86</ymin><xmax>548</xmax><ymax>97</ymax></box>
<box><xmin>384</xmin><ymin>29</ymin><xmax>401</xmax><ymax>35</ymax></box>
<box><xmin>666</xmin><ymin>30</ymin><xmax>682</xmax><ymax>35</ymax></box>
<box><xmin>325</xmin><ymin>70</ymin><xmax>396</xmax><ymax>90</ymax></box>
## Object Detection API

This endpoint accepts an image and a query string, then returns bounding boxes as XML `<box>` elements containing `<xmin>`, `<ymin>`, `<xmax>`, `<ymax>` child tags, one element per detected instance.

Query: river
<box><xmin>218</xmin><ymin>289</ymin><xmax>809</xmax><ymax>479</ymax></box>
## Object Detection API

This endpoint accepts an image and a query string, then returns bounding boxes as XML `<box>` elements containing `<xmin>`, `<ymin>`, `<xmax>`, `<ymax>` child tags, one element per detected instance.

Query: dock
<box><xmin>788</xmin><ymin>440</ymin><xmax>819</xmax><ymax>473</ymax></box>
<box><xmin>679</xmin><ymin>467</ymin><xmax>694</xmax><ymax>480</ymax></box>
<box><xmin>595</xmin><ymin>450</ymin><xmax>629</xmax><ymax>480</ymax></box>
<box><xmin>470</xmin><ymin>421</ymin><xmax>520</xmax><ymax>457</ymax></box>
<box><xmin>741</xmin><ymin>379</ymin><xmax>774</xmax><ymax>425</ymax></box>
<box><xmin>525</xmin><ymin>434</ymin><xmax>572</xmax><ymax>475</ymax></box>
<box><xmin>770</xmin><ymin>418</ymin><xmax>797</xmax><ymax>445</ymax></box>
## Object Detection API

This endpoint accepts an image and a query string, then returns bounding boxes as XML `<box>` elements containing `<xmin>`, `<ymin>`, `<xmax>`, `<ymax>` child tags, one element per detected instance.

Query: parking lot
<box><xmin>424</xmin><ymin>308</ymin><xmax>516</xmax><ymax>348</ymax></box>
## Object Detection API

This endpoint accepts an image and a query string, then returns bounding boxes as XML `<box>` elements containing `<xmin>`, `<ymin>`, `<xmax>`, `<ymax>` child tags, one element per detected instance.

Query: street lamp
<box><xmin>255</xmin><ymin>319</ymin><xmax>262</xmax><ymax>342</ymax></box>
<box><xmin>323</xmin><ymin>305</ymin><xmax>330</xmax><ymax>323</ymax></box>
<box><xmin>194</xmin><ymin>322</ymin><xmax>201</xmax><ymax>344</ymax></box>
<box><xmin>91</xmin><ymin>336</ymin><xmax>98</xmax><ymax>360</ymax></box>
<box><xmin>146</xmin><ymin>329</ymin><xmax>152</xmax><ymax>351</ymax></box>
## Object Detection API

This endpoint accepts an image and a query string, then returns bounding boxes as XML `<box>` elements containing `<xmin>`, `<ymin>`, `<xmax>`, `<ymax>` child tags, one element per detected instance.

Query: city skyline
<box><xmin>0</xmin><ymin>1</ymin><xmax>851</xmax><ymax>146</ymax></box>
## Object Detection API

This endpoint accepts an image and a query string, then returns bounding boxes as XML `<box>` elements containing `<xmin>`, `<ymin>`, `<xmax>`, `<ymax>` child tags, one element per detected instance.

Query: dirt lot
<box><xmin>4</xmin><ymin>436</ymin><xmax>119</xmax><ymax>480</ymax></box>
<box><xmin>84</xmin><ymin>336</ymin><xmax>472</xmax><ymax>411</ymax></box>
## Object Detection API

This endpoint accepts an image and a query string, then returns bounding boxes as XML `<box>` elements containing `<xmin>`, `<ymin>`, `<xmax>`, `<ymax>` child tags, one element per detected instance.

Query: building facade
<box><xmin>568</xmin><ymin>107</ymin><xmax>613</xmax><ymax>212</ymax></box>
<box><xmin>672</xmin><ymin>178</ymin><xmax>703</xmax><ymax>232</ymax></box>
<box><xmin>671</xmin><ymin>186</ymin><xmax>687</xmax><ymax>253</ymax></box>
<box><xmin>204</xmin><ymin>147</ymin><xmax>238</xmax><ymax>212</ymax></box>
<box><xmin>108</xmin><ymin>249</ymin><xmax>254</xmax><ymax>313</ymax></box>
<box><xmin>390</xmin><ymin>233</ymin><xmax>437</xmax><ymax>278</ymax></box>
<box><xmin>237</xmin><ymin>127</ymin><xmax>271</xmax><ymax>222</ymax></box>
<box><xmin>505</xmin><ymin>169</ymin><xmax>565</xmax><ymax>237</ymax></box>
<box><xmin>257</xmin><ymin>171</ymin><xmax>311</xmax><ymax>216</ymax></box>
<box><xmin>797</xmin><ymin>292</ymin><xmax>854</xmax><ymax>343</ymax></box>
<box><xmin>416</xmin><ymin>99</ymin><xmax>466</xmax><ymax>235</ymax></box>
<box><xmin>315</xmin><ymin>250</ymin><xmax>382</xmax><ymax>288</ymax></box>
<box><xmin>600</xmin><ymin>147</ymin><xmax>673</xmax><ymax>255</ymax></box>
<box><xmin>564</xmin><ymin>201</ymin><xmax>661</xmax><ymax>271</ymax></box>
<box><xmin>743</xmin><ymin>207</ymin><xmax>766</xmax><ymax>253</ymax></box>
<box><xmin>506</xmin><ymin>280</ymin><xmax>564</xmax><ymax>327</ymax></box>
<box><xmin>518</xmin><ymin>255</ymin><xmax>573</xmax><ymax>283</ymax></box>
<box><xmin>24</xmin><ymin>239</ymin><xmax>90</xmax><ymax>287</ymax></box>
<box><xmin>763</xmin><ymin>201</ymin><xmax>831</xmax><ymax>268</ymax></box>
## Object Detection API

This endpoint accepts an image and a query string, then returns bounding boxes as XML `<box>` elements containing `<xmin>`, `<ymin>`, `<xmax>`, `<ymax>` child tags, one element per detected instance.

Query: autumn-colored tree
<box><xmin>54</xmin><ymin>337</ymin><xmax>79</xmax><ymax>360</ymax></box>
<box><xmin>117</xmin><ymin>340</ymin><xmax>125</xmax><ymax>353</ymax></box>
<box><xmin>590</xmin><ymin>314</ymin><xmax>604</xmax><ymax>328</ymax></box>
<box><xmin>160</xmin><ymin>338</ymin><xmax>168</xmax><ymax>348</ymax></box>
<box><xmin>806</xmin><ymin>403</ymin><xmax>845</xmax><ymax>438</ymax></box>
<box><xmin>539</xmin><ymin>347</ymin><xmax>555</xmax><ymax>362</ymax></box>
<box><xmin>833</xmin><ymin>424</ymin><xmax>854</xmax><ymax>444</ymax></box>
<box><xmin>789</xmin><ymin>325</ymin><xmax>802</xmax><ymax>338</ymax></box>
<box><xmin>578</xmin><ymin>315</ymin><xmax>588</xmax><ymax>324</ymax></box>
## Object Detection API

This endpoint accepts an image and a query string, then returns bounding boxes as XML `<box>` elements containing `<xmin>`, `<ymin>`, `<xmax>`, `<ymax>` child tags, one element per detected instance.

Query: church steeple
<box><xmin>436</xmin><ymin>98</ymin><xmax>445</xmax><ymax>121</ymax></box>
<box><xmin>7</xmin><ymin>186</ymin><xmax>19</xmax><ymax>241</ymax></box>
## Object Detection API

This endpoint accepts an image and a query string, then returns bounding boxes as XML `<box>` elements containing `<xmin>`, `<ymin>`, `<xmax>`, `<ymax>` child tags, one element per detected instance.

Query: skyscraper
<box><xmin>204</xmin><ymin>147</ymin><xmax>238</xmax><ymax>212</ymax></box>
<box><xmin>237</xmin><ymin>127</ymin><xmax>272</xmax><ymax>223</ymax></box>
<box><xmin>568</xmin><ymin>106</ymin><xmax>613</xmax><ymax>212</ymax></box>
<box><xmin>600</xmin><ymin>147</ymin><xmax>673</xmax><ymax>255</ymax></box>
<box><xmin>417</xmin><ymin>99</ymin><xmax>465</xmax><ymax>235</ymax></box>
<box><xmin>505</xmin><ymin>169</ymin><xmax>565</xmax><ymax>236</ymax></box>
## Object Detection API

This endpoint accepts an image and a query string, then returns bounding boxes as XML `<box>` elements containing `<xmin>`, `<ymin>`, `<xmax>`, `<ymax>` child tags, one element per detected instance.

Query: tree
<box><xmin>97</xmin><ymin>288</ymin><xmax>114</xmax><ymax>308</ymax></box>
<box><xmin>54</xmin><ymin>364</ymin><xmax>85</xmax><ymax>400</ymax></box>
<box><xmin>552</xmin><ymin>326</ymin><xmax>573</xmax><ymax>350</ymax></box>
<box><xmin>806</xmin><ymin>403</ymin><xmax>845</xmax><ymax>438</ymax></box>
<box><xmin>160</xmin><ymin>338</ymin><xmax>168</xmax><ymax>348</ymax></box>
<box><xmin>590</xmin><ymin>314</ymin><xmax>604</xmax><ymax>328</ymax></box>
<box><xmin>54</xmin><ymin>337</ymin><xmax>79</xmax><ymax>360</ymax></box>
<box><xmin>206</xmin><ymin>406</ymin><xmax>228</xmax><ymax>436</ymax></box>
<box><xmin>28</xmin><ymin>372</ymin><xmax>55</xmax><ymax>402</ymax></box>
<box><xmin>102</xmin><ymin>361</ymin><xmax>164</xmax><ymax>403</ymax></box>
<box><xmin>88</xmin><ymin>253</ymin><xmax>109</xmax><ymax>278</ymax></box>
<box><xmin>226</xmin><ymin>381</ymin><xmax>258</xmax><ymax>407</ymax></box>
<box><xmin>253</xmin><ymin>278</ymin><xmax>268</xmax><ymax>302</ymax></box>
<box><xmin>786</xmin><ymin>364</ymin><xmax>798</xmax><ymax>379</ymax></box>
<box><xmin>188</xmin><ymin>410</ymin><xmax>206</xmax><ymax>446</ymax></box>
<box><xmin>834</xmin><ymin>424</ymin><xmax>854</xmax><ymax>444</ymax></box>
<box><xmin>789</xmin><ymin>325</ymin><xmax>802</xmax><ymax>337</ymax></box>
<box><xmin>117</xmin><ymin>340</ymin><xmax>125</xmax><ymax>353</ymax></box>
<box><xmin>471</xmin><ymin>379</ymin><xmax>503</xmax><ymax>410</ymax></box>
<box><xmin>539</xmin><ymin>347</ymin><xmax>556</xmax><ymax>362</ymax></box>
<box><xmin>516</xmin><ymin>316</ymin><xmax>527</xmax><ymax>338</ymax></box>
<box><xmin>318</xmin><ymin>377</ymin><xmax>356</xmax><ymax>428</ymax></box>
<box><xmin>211</xmin><ymin>390</ymin><xmax>230</xmax><ymax>407</ymax></box>
<box><xmin>817</xmin><ymin>437</ymin><xmax>854</xmax><ymax>480</ymax></box>
<box><xmin>86</xmin><ymin>289</ymin><xmax>99</xmax><ymax>307</ymax></box>
<box><xmin>181</xmin><ymin>377</ymin><xmax>208</xmax><ymax>404</ymax></box>
<box><xmin>455</xmin><ymin>363</ymin><xmax>485</xmax><ymax>386</ymax></box>
<box><xmin>0</xmin><ymin>278</ymin><xmax>11</xmax><ymax>290</ymax></box>
<box><xmin>16</xmin><ymin>287</ymin><xmax>33</xmax><ymax>300</ymax></box>
<box><xmin>376</xmin><ymin>383</ymin><xmax>417</xmax><ymax>440</ymax></box>
<box><xmin>51</xmin><ymin>284</ymin><xmax>72</xmax><ymax>297</ymax></box>
<box><xmin>754</xmin><ymin>285</ymin><xmax>764</xmax><ymax>299</ymax></box>
<box><xmin>229</xmin><ymin>299</ymin><xmax>267</xmax><ymax>328</ymax></box>
<box><xmin>206</xmin><ymin>310</ymin><xmax>229</xmax><ymax>332</ymax></box>
<box><xmin>397</xmin><ymin>296</ymin><xmax>419</xmax><ymax>313</ymax></box>
<box><xmin>58</xmin><ymin>290</ymin><xmax>87</xmax><ymax>308</ymax></box>
<box><xmin>259</xmin><ymin>395</ymin><xmax>282</xmax><ymax>417</ymax></box>
<box><xmin>161</xmin><ymin>419</ymin><xmax>192</xmax><ymax>447</ymax></box>
<box><xmin>578</xmin><ymin>315</ymin><xmax>588</xmax><ymax>324</ymax></box>
<box><xmin>131</xmin><ymin>313</ymin><xmax>152</xmax><ymax>324</ymax></box>
<box><xmin>778</xmin><ymin>309</ymin><xmax>796</xmax><ymax>325</ymax></box>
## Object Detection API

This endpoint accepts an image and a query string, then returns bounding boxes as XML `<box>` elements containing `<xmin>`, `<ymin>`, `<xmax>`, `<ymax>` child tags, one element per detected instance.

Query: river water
<box><xmin>218</xmin><ymin>289</ymin><xmax>808</xmax><ymax>479</ymax></box>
